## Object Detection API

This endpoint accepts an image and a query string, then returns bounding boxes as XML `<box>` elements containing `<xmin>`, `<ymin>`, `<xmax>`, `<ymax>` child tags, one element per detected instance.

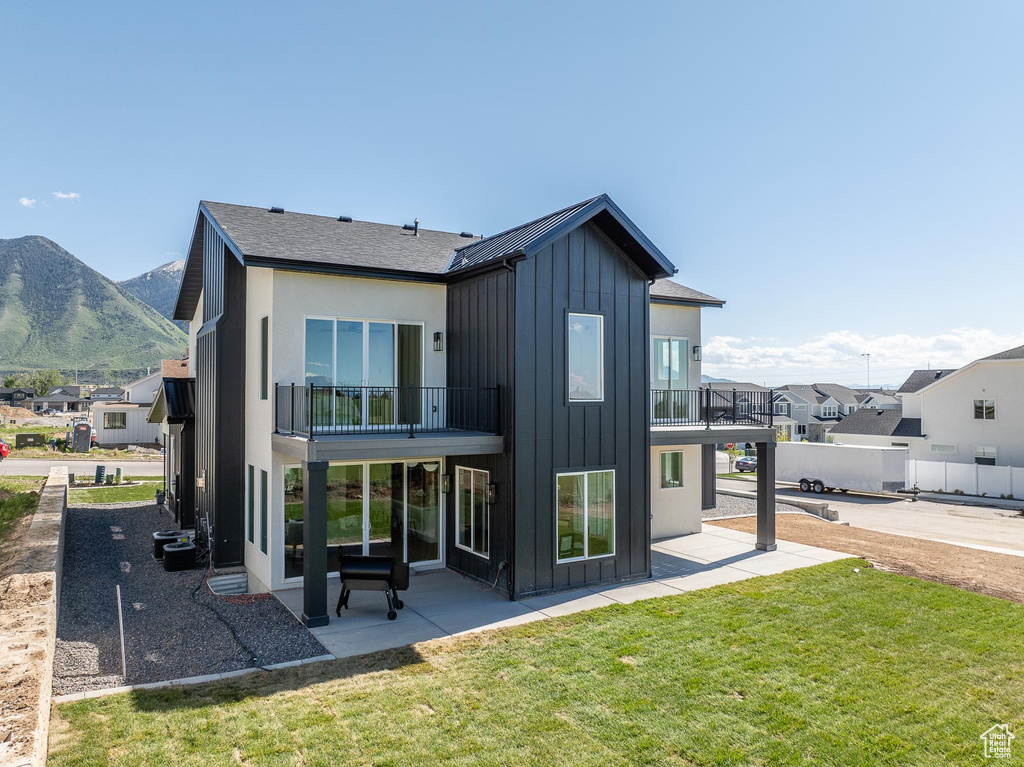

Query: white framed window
<box><xmin>556</xmin><ymin>469</ymin><xmax>615</xmax><ymax>562</ymax></box>
<box><xmin>103</xmin><ymin>412</ymin><xmax>127</xmax><ymax>429</ymax></box>
<box><xmin>931</xmin><ymin>444</ymin><xmax>957</xmax><ymax>454</ymax></box>
<box><xmin>568</xmin><ymin>313</ymin><xmax>603</xmax><ymax>401</ymax></box>
<box><xmin>821</xmin><ymin>405</ymin><xmax>838</xmax><ymax>418</ymax></box>
<box><xmin>795</xmin><ymin>404</ymin><xmax>807</xmax><ymax>410</ymax></box>
<box><xmin>846</xmin><ymin>405</ymin><xmax>857</xmax><ymax>414</ymax></box>
<box><xmin>651</xmin><ymin>336</ymin><xmax>688</xmax><ymax>391</ymax></box>
<box><xmin>456</xmin><ymin>467</ymin><xmax>489</xmax><ymax>559</ymax></box>
<box><xmin>973</xmin><ymin>399</ymin><xmax>995</xmax><ymax>420</ymax></box>
<box><xmin>660</xmin><ymin>452</ymin><xmax>683</xmax><ymax>489</ymax></box>
<box><xmin>247</xmin><ymin>465</ymin><xmax>255</xmax><ymax>544</ymax></box>
<box><xmin>774</xmin><ymin>401</ymin><xmax>789</xmax><ymax>415</ymax></box>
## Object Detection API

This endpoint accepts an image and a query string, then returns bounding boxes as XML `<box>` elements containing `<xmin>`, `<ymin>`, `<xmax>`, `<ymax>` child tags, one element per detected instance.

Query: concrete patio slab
<box><xmin>274</xmin><ymin>525</ymin><xmax>855</xmax><ymax>658</ymax></box>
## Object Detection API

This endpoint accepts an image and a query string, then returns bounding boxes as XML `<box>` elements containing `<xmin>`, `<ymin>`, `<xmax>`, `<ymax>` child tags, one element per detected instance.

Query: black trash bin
<box><xmin>163</xmin><ymin>541</ymin><xmax>196</xmax><ymax>572</ymax></box>
<box><xmin>153</xmin><ymin>530</ymin><xmax>188</xmax><ymax>559</ymax></box>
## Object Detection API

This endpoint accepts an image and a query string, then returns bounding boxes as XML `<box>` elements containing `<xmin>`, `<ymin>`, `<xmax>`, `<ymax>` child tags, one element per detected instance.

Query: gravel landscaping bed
<box><xmin>703</xmin><ymin>493</ymin><xmax>806</xmax><ymax>520</ymax></box>
<box><xmin>54</xmin><ymin>502</ymin><xmax>327</xmax><ymax>695</ymax></box>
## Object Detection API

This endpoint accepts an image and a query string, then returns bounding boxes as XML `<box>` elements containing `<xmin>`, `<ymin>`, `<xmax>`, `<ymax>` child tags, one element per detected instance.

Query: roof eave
<box><xmin>650</xmin><ymin>295</ymin><xmax>725</xmax><ymax>308</ymax></box>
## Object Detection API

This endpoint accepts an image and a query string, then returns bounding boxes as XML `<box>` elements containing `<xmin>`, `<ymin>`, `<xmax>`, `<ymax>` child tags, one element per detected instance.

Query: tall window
<box><xmin>104</xmin><ymin>412</ymin><xmax>127</xmax><ymax>429</ymax></box>
<box><xmin>247</xmin><ymin>465</ymin><xmax>255</xmax><ymax>544</ymax></box>
<box><xmin>568</xmin><ymin>313</ymin><xmax>603</xmax><ymax>401</ymax></box>
<box><xmin>259</xmin><ymin>470</ymin><xmax>268</xmax><ymax>554</ymax></box>
<box><xmin>556</xmin><ymin>470</ymin><xmax>614</xmax><ymax>562</ymax></box>
<box><xmin>974</xmin><ymin>399</ymin><xmax>995</xmax><ymax>420</ymax></box>
<box><xmin>456</xmin><ymin>467</ymin><xmax>489</xmax><ymax>559</ymax></box>
<box><xmin>259</xmin><ymin>316</ymin><xmax>269</xmax><ymax>400</ymax></box>
<box><xmin>660</xmin><ymin>452</ymin><xmax>683</xmax><ymax>489</ymax></box>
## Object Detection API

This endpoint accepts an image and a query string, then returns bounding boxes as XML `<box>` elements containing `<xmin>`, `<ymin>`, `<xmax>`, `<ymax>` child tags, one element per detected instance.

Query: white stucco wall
<box><xmin>831</xmin><ymin>433</ymin><xmax>930</xmax><ymax>460</ymax></box>
<box><xmin>650</xmin><ymin>444</ymin><xmax>702</xmax><ymax>538</ymax></box>
<box><xmin>244</xmin><ymin>267</ymin><xmax>275</xmax><ymax>592</ymax></box>
<box><xmin>271</xmin><ymin>272</ymin><xmax>447</xmax><ymax>388</ymax></box>
<box><xmin>188</xmin><ymin>291</ymin><xmax>202</xmax><ymax>376</ymax></box>
<box><xmin>649</xmin><ymin>304</ymin><xmax>702</xmax><ymax>388</ymax></box>
<box><xmin>919</xmin><ymin>361</ymin><xmax>1024</xmax><ymax>466</ymax></box>
<box><xmin>899</xmin><ymin>391</ymin><xmax>922</xmax><ymax>418</ymax></box>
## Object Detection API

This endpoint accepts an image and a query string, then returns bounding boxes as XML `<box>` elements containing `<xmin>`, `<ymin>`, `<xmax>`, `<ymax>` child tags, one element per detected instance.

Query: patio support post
<box><xmin>701</xmin><ymin>443</ymin><xmax>716</xmax><ymax>510</ymax></box>
<box><xmin>755</xmin><ymin>441</ymin><xmax>777</xmax><ymax>551</ymax></box>
<box><xmin>302</xmin><ymin>459</ymin><xmax>330</xmax><ymax>627</ymax></box>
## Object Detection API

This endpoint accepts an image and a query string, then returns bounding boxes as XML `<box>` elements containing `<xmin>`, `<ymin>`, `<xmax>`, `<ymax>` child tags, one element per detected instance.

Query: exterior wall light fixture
<box><xmin>433</xmin><ymin>332</ymin><xmax>444</xmax><ymax>352</ymax></box>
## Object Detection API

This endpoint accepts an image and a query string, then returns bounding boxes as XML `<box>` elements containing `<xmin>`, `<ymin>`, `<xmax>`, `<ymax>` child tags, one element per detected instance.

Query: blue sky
<box><xmin>2</xmin><ymin>1</ymin><xmax>1022</xmax><ymax>385</ymax></box>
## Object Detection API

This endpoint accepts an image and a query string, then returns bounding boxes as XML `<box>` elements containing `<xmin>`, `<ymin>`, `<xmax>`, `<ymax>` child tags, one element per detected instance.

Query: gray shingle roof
<box><xmin>203</xmin><ymin>201</ymin><xmax>474</xmax><ymax>275</ymax></box>
<box><xmin>650</xmin><ymin>279</ymin><xmax>724</xmax><ymax>306</ymax></box>
<box><xmin>811</xmin><ymin>383</ymin><xmax>862</xmax><ymax>407</ymax></box>
<box><xmin>90</xmin><ymin>387</ymin><xmax>123</xmax><ymax>396</ymax></box>
<box><xmin>705</xmin><ymin>382</ymin><xmax>770</xmax><ymax>392</ymax></box>
<box><xmin>982</xmin><ymin>344</ymin><xmax>1024</xmax><ymax>361</ymax></box>
<box><xmin>829</xmin><ymin>407</ymin><xmax>922</xmax><ymax>437</ymax></box>
<box><xmin>897</xmin><ymin>369</ymin><xmax>955</xmax><ymax>394</ymax></box>
<box><xmin>777</xmin><ymin>384</ymin><xmax>826</xmax><ymax>405</ymax></box>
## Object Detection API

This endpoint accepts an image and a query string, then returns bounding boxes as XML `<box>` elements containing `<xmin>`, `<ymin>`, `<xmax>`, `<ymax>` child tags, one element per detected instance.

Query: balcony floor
<box><xmin>274</xmin><ymin>525</ymin><xmax>851</xmax><ymax>659</ymax></box>
<box><xmin>272</xmin><ymin>430</ymin><xmax>504</xmax><ymax>461</ymax></box>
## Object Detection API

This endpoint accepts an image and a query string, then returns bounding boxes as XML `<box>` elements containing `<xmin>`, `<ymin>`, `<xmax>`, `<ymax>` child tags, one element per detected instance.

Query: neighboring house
<box><xmin>33</xmin><ymin>390</ymin><xmax>89</xmax><ymax>413</ymax></box>
<box><xmin>90</xmin><ymin>370</ymin><xmax>165</xmax><ymax>446</ymax></box>
<box><xmin>89</xmin><ymin>386</ymin><xmax>125</xmax><ymax>401</ymax></box>
<box><xmin>169</xmin><ymin>195</ymin><xmax>778</xmax><ymax>626</ymax></box>
<box><xmin>773</xmin><ymin>383</ymin><xmax>860</xmax><ymax>443</ymax></box>
<box><xmin>828</xmin><ymin>407</ymin><xmax>924</xmax><ymax>450</ymax></box>
<box><xmin>149</xmin><ymin>362</ymin><xmax>196</xmax><ymax>526</ymax></box>
<box><xmin>0</xmin><ymin>388</ymin><xmax>34</xmax><ymax>406</ymax></box>
<box><xmin>857</xmin><ymin>390</ymin><xmax>900</xmax><ymax>410</ymax></box>
<box><xmin>834</xmin><ymin>347</ymin><xmax>1024</xmax><ymax>466</ymax></box>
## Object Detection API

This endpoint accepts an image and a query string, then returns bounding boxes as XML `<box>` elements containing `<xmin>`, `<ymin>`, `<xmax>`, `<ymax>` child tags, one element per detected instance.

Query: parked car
<box><xmin>735</xmin><ymin>455</ymin><xmax>757</xmax><ymax>473</ymax></box>
<box><xmin>0</xmin><ymin>439</ymin><xmax>9</xmax><ymax>460</ymax></box>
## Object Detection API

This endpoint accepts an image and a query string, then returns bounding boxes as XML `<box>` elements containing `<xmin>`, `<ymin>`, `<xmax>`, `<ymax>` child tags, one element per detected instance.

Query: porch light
<box><xmin>692</xmin><ymin>345</ymin><xmax>701</xmax><ymax>362</ymax></box>
<box><xmin>433</xmin><ymin>331</ymin><xmax>444</xmax><ymax>352</ymax></box>
<box><xmin>442</xmin><ymin>473</ymin><xmax>451</xmax><ymax>494</ymax></box>
<box><xmin>486</xmin><ymin>483</ymin><xmax>497</xmax><ymax>504</ymax></box>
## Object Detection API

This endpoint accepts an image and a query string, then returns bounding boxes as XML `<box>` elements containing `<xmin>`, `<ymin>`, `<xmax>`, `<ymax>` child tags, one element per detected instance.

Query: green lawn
<box><xmin>0</xmin><ymin>476</ymin><xmax>44</xmax><ymax>550</ymax></box>
<box><xmin>49</xmin><ymin>561</ymin><xmax>1024</xmax><ymax>766</ymax></box>
<box><xmin>68</xmin><ymin>480</ymin><xmax>163</xmax><ymax>504</ymax></box>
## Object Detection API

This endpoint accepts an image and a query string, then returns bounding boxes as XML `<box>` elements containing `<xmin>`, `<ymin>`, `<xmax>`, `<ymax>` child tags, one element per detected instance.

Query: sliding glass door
<box><xmin>652</xmin><ymin>336</ymin><xmax>688</xmax><ymax>420</ymax></box>
<box><xmin>282</xmin><ymin>459</ymin><xmax>442</xmax><ymax>581</ymax></box>
<box><xmin>305</xmin><ymin>319</ymin><xmax>423</xmax><ymax>430</ymax></box>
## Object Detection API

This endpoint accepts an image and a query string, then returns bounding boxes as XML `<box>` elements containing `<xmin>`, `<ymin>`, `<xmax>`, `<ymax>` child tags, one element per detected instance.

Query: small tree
<box><xmin>1</xmin><ymin>374</ymin><xmax>21</xmax><ymax>388</ymax></box>
<box><xmin>25</xmin><ymin>370</ymin><xmax>69</xmax><ymax>397</ymax></box>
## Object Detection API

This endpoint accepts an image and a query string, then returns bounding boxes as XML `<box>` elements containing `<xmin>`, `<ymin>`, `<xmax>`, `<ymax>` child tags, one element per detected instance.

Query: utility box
<box><xmin>72</xmin><ymin>423</ymin><xmax>93</xmax><ymax>453</ymax></box>
<box><xmin>15</xmin><ymin>433</ymin><xmax>45</xmax><ymax>449</ymax></box>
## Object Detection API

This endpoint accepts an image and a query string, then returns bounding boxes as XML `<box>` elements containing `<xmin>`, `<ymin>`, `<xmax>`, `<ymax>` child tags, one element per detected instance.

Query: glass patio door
<box><xmin>652</xmin><ymin>337</ymin><xmax>688</xmax><ymax>420</ymax></box>
<box><xmin>305</xmin><ymin>319</ymin><xmax>423</xmax><ymax>430</ymax></box>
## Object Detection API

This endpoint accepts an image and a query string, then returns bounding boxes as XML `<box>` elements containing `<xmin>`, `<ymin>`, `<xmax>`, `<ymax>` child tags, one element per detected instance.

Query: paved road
<box><xmin>0</xmin><ymin>459</ymin><xmax>163</xmax><ymax>477</ymax></box>
<box><xmin>717</xmin><ymin>476</ymin><xmax>1024</xmax><ymax>555</ymax></box>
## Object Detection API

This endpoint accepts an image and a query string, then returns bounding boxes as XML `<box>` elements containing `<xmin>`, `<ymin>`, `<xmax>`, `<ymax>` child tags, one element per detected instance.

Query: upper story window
<box><xmin>846</xmin><ymin>405</ymin><xmax>857</xmax><ymax>414</ymax></box>
<box><xmin>821</xmin><ymin>405</ymin><xmax>838</xmax><ymax>418</ymax></box>
<box><xmin>774</xmin><ymin>402</ymin><xmax>789</xmax><ymax>415</ymax></box>
<box><xmin>974</xmin><ymin>399</ymin><xmax>995</xmax><ymax>420</ymax></box>
<box><xmin>568</xmin><ymin>313</ymin><xmax>603</xmax><ymax>401</ymax></box>
<box><xmin>652</xmin><ymin>336</ymin><xmax>688</xmax><ymax>391</ymax></box>
<box><xmin>259</xmin><ymin>316</ymin><xmax>269</xmax><ymax>401</ymax></box>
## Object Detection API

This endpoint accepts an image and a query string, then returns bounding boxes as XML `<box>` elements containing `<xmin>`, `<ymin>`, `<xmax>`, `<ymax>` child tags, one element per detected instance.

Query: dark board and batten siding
<box><xmin>195</xmin><ymin>215</ymin><xmax>247</xmax><ymax>567</ymax></box>
<box><xmin>445</xmin><ymin>269</ymin><xmax>515</xmax><ymax>595</ymax></box>
<box><xmin>513</xmin><ymin>222</ymin><xmax>651</xmax><ymax>598</ymax></box>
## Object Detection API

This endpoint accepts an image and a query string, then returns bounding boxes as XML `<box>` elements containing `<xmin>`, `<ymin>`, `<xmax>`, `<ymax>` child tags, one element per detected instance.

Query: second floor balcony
<box><xmin>651</xmin><ymin>388</ymin><xmax>775</xmax><ymax>429</ymax></box>
<box><xmin>275</xmin><ymin>384</ymin><xmax>501</xmax><ymax>439</ymax></box>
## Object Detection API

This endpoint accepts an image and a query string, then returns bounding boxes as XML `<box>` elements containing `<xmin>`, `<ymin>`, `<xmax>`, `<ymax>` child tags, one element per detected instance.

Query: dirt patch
<box><xmin>710</xmin><ymin>515</ymin><xmax>1024</xmax><ymax>604</ymax></box>
<box><xmin>0</xmin><ymin>404</ymin><xmax>36</xmax><ymax>419</ymax></box>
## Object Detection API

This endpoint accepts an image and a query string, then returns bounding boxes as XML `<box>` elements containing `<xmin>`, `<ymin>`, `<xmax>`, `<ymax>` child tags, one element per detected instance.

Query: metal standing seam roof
<box><xmin>445</xmin><ymin>197</ymin><xmax>600</xmax><ymax>271</ymax></box>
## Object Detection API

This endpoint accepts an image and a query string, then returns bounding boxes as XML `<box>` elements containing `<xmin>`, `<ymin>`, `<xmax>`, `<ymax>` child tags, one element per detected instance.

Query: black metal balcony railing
<box><xmin>650</xmin><ymin>388</ymin><xmax>775</xmax><ymax>428</ymax></box>
<box><xmin>275</xmin><ymin>384</ymin><xmax>501</xmax><ymax>438</ymax></box>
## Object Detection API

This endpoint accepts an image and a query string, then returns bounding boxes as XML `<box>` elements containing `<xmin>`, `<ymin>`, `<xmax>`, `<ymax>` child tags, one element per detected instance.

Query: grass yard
<box><xmin>0</xmin><ymin>476</ymin><xmax>44</xmax><ymax>549</ymax></box>
<box><xmin>49</xmin><ymin>560</ymin><xmax>1024</xmax><ymax>766</ymax></box>
<box><xmin>68</xmin><ymin>480</ymin><xmax>163</xmax><ymax>504</ymax></box>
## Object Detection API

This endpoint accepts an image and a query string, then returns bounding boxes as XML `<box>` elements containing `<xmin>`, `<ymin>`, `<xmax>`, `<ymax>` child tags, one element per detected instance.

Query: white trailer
<box><xmin>775</xmin><ymin>442</ymin><xmax>908</xmax><ymax>494</ymax></box>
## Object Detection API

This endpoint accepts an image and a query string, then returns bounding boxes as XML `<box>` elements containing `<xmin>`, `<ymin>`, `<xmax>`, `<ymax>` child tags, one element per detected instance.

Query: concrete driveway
<box><xmin>0</xmin><ymin>458</ymin><xmax>163</xmax><ymax>477</ymax></box>
<box><xmin>718</xmin><ymin>477</ymin><xmax>1024</xmax><ymax>555</ymax></box>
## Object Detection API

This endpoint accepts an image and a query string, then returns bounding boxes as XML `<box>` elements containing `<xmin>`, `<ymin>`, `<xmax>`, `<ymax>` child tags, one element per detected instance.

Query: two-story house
<box><xmin>165</xmin><ymin>195</ymin><xmax>778</xmax><ymax>627</ymax></box>
<box><xmin>834</xmin><ymin>348</ymin><xmax>1024</xmax><ymax>466</ymax></box>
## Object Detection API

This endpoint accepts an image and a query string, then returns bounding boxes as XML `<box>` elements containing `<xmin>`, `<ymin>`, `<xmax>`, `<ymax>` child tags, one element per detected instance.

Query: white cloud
<box><xmin>702</xmin><ymin>327</ymin><xmax>1024</xmax><ymax>386</ymax></box>
<box><xmin>18</xmin><ymin>197</ymin><xmax>36</xmax><ymax>208</ymax></box>
<box><xmin>53</xmin><ymin>191</ymin><xmax>80</xmax><ymax>200</ymax></box>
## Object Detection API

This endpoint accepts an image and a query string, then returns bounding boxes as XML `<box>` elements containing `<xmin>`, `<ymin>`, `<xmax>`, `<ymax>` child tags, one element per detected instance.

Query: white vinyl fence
<box><xmin>907</xmin><ymin>459</ymin><xmax>1024</xmax><ymax>499</ymax></box>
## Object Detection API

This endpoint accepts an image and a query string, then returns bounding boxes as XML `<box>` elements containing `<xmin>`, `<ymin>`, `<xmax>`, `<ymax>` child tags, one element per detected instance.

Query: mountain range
<box><xmin>0</xmin><ymin>236</ymin><xmax>187</xmax><ymax>379</ymax></box>
<box><xmin>118</xmin><ymin>259</ymin><xmax>186</xmax><ymax>330</ymax></box>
